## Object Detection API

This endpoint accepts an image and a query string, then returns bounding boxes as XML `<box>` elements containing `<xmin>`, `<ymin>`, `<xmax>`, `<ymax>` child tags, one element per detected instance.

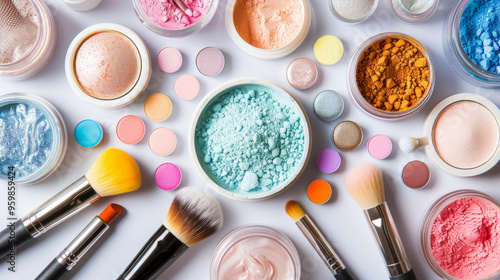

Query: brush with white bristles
<box><xmin>0</xmin><ymin>148</ymin><xmax>141</xmax><ymax>258</ymax></box>
<box><xmin>285</xmin><ymin>200</ymin><xmax>354</xmax><ymax>280</ymax></box>
<box><xmin>345</xmin><ymin>163</ymin><xmax>417</xmax><ymax>280</ymax></box>
<box><xmin>118</xmin><ymin>187</ymin><xmax>223</xmax><ymax>280</ymax></box>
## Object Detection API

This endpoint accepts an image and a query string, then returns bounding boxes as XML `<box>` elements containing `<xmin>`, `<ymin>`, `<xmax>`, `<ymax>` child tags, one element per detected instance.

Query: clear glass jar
<box><xmin>443</xmin><ymin>0</ymin><xmax>500</xmax><ymax>87</ymax></box>
<box><xmin>0</xmin><ymin>0</ymin><xmax>56</xmax><ymax>81</ymax></box>
<box><xmin>329</xmin><ymin>0</ymin><xmax>379</xmax><ymax>24</ymax></box>
<box><xmin>211</xmin><ymin>225</ymin><xmax>301</xmax><ymax>280</ymax></box>
<box><xmin>130</xmin><ymin>0</ymin><xmax>219</xmax><ymax>38</ymax></box>
<box><xmin>348</xmin><ymin>32</ymin><xmax>435</xmax><ymax>120</ymax></box>
<box><xmin>419</xmin><ymin>190</ymin><xmax>500</xmax><ymax>280</ymax></box>
<box><xmin>225</xmin><ymin>0</ymin><xmax>311</xmax><ymax>59</ymax></box>
<box><xmin>0</xmin><ymin>93</ymin><xmax>67</xmax><ymax>184</ymax></box>
<box><xmin>391</xmin><ymin>0</ymin><xmax>439</xmax><ymax>23</ymax></box>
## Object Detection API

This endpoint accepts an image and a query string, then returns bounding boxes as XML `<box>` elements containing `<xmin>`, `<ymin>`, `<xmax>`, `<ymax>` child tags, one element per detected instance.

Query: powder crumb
<box><xmin>195</xmin><ymin>85</ymin><xmax>305</xmax><ymax>194</ymax></box>
<box><xmin>331</xmin><ymin>0</ymin><xmax>375</xmax><ymax>20</ymax></box>
<box><xmin>233</xmin><ymin>0</ymin><xmax>304</xmax><ymax>50</ymax></box>
<box><xmin>431</xmin><ymin>197</ymin><xmax>500</xmax><ymax>280</ymax></box>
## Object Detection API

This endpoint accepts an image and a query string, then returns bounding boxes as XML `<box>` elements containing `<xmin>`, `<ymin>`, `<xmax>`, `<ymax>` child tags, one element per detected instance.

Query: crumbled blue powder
<box><xmin>0</xmin><ymin>103</ymin><xmax>54</xmax><ymax>178</ymax></box>
<box><xmin>460</xmin><ymin>0</ymin><xmax>500</xmax><ymax>73</ymax></box>
<box><xmin>195</xmin><ymin>85</ymin><xmax>305</xmax><ymax>194</ymax></box>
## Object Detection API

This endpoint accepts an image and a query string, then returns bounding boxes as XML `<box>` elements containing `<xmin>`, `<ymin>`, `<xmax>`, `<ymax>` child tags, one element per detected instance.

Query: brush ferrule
<box><xmin>364</xmin><ymin>202</ymin><xmax>411</xmax><ymax>277</ymax></box>
<box><xmin>296</xmin><ymin>215</ymin><xmax>345</xmax><ymax>275</ymax></box>
<box><xmin>56</xmin><ymin>216</ymin><xmax>109</xmax><ymax>270</ymax></box>
<box><xmin>118</xmin><ymin>225</ymin><xmax>189</xmax><ymax>280</ymax></box>
<box><xmin>22</xmin><ymin>176</ymin><xmax>100</xmax><ymax>238</ymax></box>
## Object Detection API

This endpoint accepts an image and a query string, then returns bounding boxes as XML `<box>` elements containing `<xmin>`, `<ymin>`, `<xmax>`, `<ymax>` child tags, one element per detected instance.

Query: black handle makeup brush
<box><xmin>0</xmin><ymin>148</ymin><xmax>141</xmax><ymax>258</ymax></box>
<box><xmin>117</xmin><ymin>187</ymin><xmax>223</xmax><ymax>280</ymax></box>
<box><xmin>345</xmin><ymin>162</ymin><xmax>417</xmax><ymax>280</ymax></box>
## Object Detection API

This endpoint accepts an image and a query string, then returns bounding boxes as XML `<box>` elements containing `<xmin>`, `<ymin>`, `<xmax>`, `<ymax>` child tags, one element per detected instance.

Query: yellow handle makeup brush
<box><xmin>344</xmin><ymin>162</ymin><xmax>417</xmax><ymax>280</ymax></box>
<box><xmin>0</xmin><ymin>148</ymin><xmax>141</xmax><ymax>258</ymax></box>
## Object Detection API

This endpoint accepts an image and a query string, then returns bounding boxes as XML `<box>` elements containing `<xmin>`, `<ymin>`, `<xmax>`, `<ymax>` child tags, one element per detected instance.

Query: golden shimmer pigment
<box><xmin>233</xmin><ymin>0</ymin><xmax>304</xmax><ymax>49</ymax></box>
<box><xmin>74</xmin><ymin>31</ymin><xmax>141</xmax><ymax>100</ymax></box>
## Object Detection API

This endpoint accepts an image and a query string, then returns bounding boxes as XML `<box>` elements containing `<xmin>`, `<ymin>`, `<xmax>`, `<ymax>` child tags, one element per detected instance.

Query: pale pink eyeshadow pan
<box><xmin>367</xmin><ymin>134</ymin><xmax>392</xmax><ymax>159</ymax></box>
<box><xmin>175</xmin><ymin>74</ymin><xmax>200</xmax><ymax>100</ymax></box>
<box><xmin>286</xmin><ymin>58</ymin><xmax>318</xmax><ymax>90</ymax></box>
<box><xmin>196</xmin><ymin>47</ymin><xmax>225</xmax><ymax>76</ymax></box>
<box><xmin>157</xmin><ymin>47</ymin><xmax>182</xmax><ymax>73</ymax></box>
<box><xmin>149</xmin><ymin>127</ymin><xmax>177</xmax><ymax>156</ymax></box>
<box><xmin>433</xmin><ymin>101</ymin><xmax>499</xmax><ymax>169</ymax></box>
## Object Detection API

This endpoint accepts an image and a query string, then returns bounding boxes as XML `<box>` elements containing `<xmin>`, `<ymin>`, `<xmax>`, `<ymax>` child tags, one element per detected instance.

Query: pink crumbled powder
<box><xmin>139</xmin><ymin>0</ymin><xmax>210</xmax><ymax>30</ymax></box>
<box><xmin>431</xmin><ymin>197</ymin><xmax>500</xmax><ymax>280</ymax></box>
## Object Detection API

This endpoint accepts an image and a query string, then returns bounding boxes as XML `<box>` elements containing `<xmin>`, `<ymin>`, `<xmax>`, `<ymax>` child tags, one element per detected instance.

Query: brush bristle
<box><xmin>164</xmin><ymin>187</ymin><xmax>223</xmax><ymax>247</ymax></box>
<box><xmin>285</xmin><ymin>200</ymin><xmax>306</xmax><ymax>222</ymax></box>
<box><xmin>344</xmin><ymin>163</ymin><xmax>385</xmax><ymax>209</ymax></box>
<box><xmin>85</xmin><ymin>148</ymin><xmax>141</xmax><ymax>197</ymax></box>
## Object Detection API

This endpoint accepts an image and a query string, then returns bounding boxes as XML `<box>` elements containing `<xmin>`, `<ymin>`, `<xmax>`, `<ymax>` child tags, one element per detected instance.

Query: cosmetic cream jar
<box><xmin>65</xmin><ymin>23</ymin><xmax>151</xmax><ymax>108</ymax></box>
<box><xmin>189</xmin><ymin>78</ymin><xmax>312</xmax><ymax>201</ymax></box>
<box><xmin>131</xmin><ymin>0</ymin><xmax>219</xmax><ymax>38</ymax></box>
<box><xmin>420</xmin><ymin>190</ymin><xmax>500</xmax><ymax>280</ymax></box>
<box><xmin>0</xmin><ymin>0</ymin><xmax>56</xmax><ymax>81</ymax></box>
<box><xmin>211</xmin><ymin>225</ymin><xmax>301</xmax><ymax>280</ymax></box>
<box><xmin>0</xmin><ymin>93</ymin><xmax>67</xmax><ymax>184</ymax></box>
<box><xmin>62</xmin><ymin>0</ymin><xmax>102</xmax><ymax>11</ymax></box>
<box><xmin>348</xmin><ymin>32</ymin><xmax>435</xmax><ymax>120</ymax></box>
<box><xmin>444</xmin><ymin>0</ymin><xmax>500</xmax><ymax>87</ymax></box>
<box><xmin>329</xmin><ymin>0</ymin><xmax>379</xmax><ymax>24</ymax></box>
<box><xmin>390</xmin><ymin>0</ymin><xmax>439</xmax><ymax>23</ymax></box>
<box><xmin>225</xmin><ymin>0</ymin><xmax>311</xmax><ymax>60</ymax></box>
<box><xmin>400</xmin><ymin>93</ymin><xmax>500</xmax><ymax>177</ymax></box>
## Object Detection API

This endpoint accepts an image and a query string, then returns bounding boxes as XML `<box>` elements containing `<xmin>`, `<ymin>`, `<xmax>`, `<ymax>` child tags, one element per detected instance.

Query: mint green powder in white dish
<box><xmin>195</xmin><ymin>84</ymin><xmax>306</xmax><ymax>195</ymax></box>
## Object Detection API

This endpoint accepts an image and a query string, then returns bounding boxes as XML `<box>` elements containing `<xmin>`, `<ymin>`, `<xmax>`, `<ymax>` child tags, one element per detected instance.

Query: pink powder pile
<box><xmin>431</xmin><ymin>197</ymin><xmax>500</xmax><ymax>280</ymax></box>
<box><xmin>233</xmin><ymin>0</ymin><xmax>304</xmax><ymax>50</ymax></box>
<box><xmin>139</xmin><ymin>0</ymin><xmax>210</xmax><ymax>30</ymax></box>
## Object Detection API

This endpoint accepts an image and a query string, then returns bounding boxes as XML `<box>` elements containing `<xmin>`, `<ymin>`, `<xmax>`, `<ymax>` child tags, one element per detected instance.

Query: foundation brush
<box><xmin>286</xmin><ymin>200</ymin><xmax>354</xmax><ymax>280</ymax></box>
<box><xmin>344</xmin><ymin>163</ymin><xmax>417</xmax><ymax>280</ymax></box>
<box><xmin>35</xmin><ymin>203</ymin><xmax>124</xmax><ymax>280</ymax></box>
<box><xmin>117</xmin><ymin>186</ymin><xmax>223</xmax><ymax>280</ymax></box>
<box><xmin>0</xmin><ymin>148</ymin><xmax>141</xmax><ymax>258</ymax></box>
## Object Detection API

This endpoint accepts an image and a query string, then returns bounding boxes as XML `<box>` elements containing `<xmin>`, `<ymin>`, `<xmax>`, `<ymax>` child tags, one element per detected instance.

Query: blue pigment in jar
<box><xmin>0</xmin><ymin>93</ymin><xmax>67</xmax><ymax>184</ymax></box>
<box><xmin>460</xmin><ymin>0</ymin><xmax>500</xmax><ymax>73</ymax></box>
<box><xmin>194</xmin><ymin>82</ymin><xmax>309</xmax><ymax>199</ymax></box>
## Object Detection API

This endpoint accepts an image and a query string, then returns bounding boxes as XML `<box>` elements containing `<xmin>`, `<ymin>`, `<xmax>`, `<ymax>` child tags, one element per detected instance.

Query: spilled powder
<box><xmin>431</xmin><ymin>197</ymin><xmax>500</xmax><ymax>280</ymax></box>
<box><xmin>0</xmin><ymin>0</ymin><xmax>39</xmax><ymax>63</ymax></box>
<box><xmin>233</xmin><ymin>0</ymin><xmax>304</xmax><ymax>50</ymax></box>
<box><xmin>139</xmin><ymin>0</ymin><xmax>210</xmax><ymax>30</ymax></box>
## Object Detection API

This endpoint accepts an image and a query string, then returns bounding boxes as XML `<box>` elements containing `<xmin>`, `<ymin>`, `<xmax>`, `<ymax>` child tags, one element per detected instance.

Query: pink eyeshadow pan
<box><xmin>116</xmin><ymin>115</ymin><xmax>145</xmax><ymax>145</ymax></box>
<box><xmin>196</xmin><ymin>47</ymin><xmax>225</xmax><ymax>76</ymax></box>
<box><xmin>154</xmin><ymin>163</ymin><xmax>182</xmax><ymax>190</ymax></box>
<box><xmin>286</xmin><ymin>58</ymin><xmax>318</xmax><ymax>90</ymax></box>
<box><xmin>157</xmin><ymin>47</ymin><xmax>182</xmax><ymax>73</ymax></box>
<box><xmin>433</xmin><ymin>101</ymin><xmax>499</xmax><ymax>169</ymax></box>
<box><xmin>175</xmin><ymin>74</ymin><xmax>200</xmax><ymax>100</ymax></box>
<box><xmin>367</xmin><ymin>134</ymin><xmax>392</xmax><ymax>159</ymax></box>
<box><xmin>149</xmin><ymin>127</ymin><xmax>177</xmax><ymax>156</ymax></box>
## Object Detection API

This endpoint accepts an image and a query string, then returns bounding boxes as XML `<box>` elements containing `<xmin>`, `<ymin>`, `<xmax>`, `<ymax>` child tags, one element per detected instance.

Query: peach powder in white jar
<box><xmin>433</xmin><ymin>100</ymin><xmax>499</xmax><ymax>169</ymax></box>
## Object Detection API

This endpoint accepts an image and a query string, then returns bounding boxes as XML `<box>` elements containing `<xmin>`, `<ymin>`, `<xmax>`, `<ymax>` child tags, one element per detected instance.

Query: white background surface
<box><xmin>2</xmin><ymin>0</ymin><xmax>500</xmax><ymax>279</ymax></box>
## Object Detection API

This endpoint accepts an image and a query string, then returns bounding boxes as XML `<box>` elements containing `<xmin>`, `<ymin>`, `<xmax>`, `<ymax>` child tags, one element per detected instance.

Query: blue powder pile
<box><xmin>196</xmin><ymin>85</ymin><xmax>305</xmax><ymax>194</ymax></box>
<box><xmin>0</xmin><ymin>103</ymin><xmax>54</xmax><ymax>178</ymax></box>
<box><xmin>460</xmin><ymin>0</ymin><xmax>500</xmax><ymax>73</ymax></box>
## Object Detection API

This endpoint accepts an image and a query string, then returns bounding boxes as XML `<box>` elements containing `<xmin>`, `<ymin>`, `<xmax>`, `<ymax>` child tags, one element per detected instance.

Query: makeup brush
<box><xmin>0</xmin><ymin>148</ymin><xmax>141</xmax><ymax>258</ymax></box>
<box><xmin>172</xmin><ymin>0</ymin><xmax>193</xmax><ymax>17</ymax></box>
<box><xmin>285</xmin><ymin>200</ymin><xmax>355</xmax><ymax>280</ymax></box>
<box><xmin>35</xmin><ymin>203</ymin><xmax>124</xmax><ymax>280</ymax></box>
<box><xmin>117</xmin><ymin>186</ymin><xmax>223</xmax><ymax>280</ymax></box>
<box><xmin>344</xmin><ymin>163</ymin><xmax>417</xmax><ymax>280</ymax></box>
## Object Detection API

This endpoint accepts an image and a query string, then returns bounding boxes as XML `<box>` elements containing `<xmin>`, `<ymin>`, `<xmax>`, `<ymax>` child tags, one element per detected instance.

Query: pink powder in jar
<box><xmin>139</xmin><ymin>0</ymin><xmax>211</xmax><ymax>30</ymax></box>
<box><xmin>431</xmin><ymin>197</ymin><xmax>500</xmax><ymax>280</ymax></box>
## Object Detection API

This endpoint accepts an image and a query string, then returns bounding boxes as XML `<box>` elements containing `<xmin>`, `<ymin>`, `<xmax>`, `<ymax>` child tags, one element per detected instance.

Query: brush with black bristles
<box><xmin>0</xmin><ymin>148</ymin><xmax>141</xmax><ymax>258</ymax></box>
<box><xmin>117</xmin><ymin>186</ymin><xmax>223</xmax><ymax>280</ymax></box>
<box><xmin>286</xmin><ymin>200</ymin><xmax>354</xmax><ymax>280</ymax></box>
<box><xmin>344</xmin><ymin>163</ymin><xmax>417</xmax><ymax>280</ymax></box>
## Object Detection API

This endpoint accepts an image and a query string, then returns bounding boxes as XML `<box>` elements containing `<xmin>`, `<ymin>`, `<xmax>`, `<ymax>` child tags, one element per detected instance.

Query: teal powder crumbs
<box><xmin>0</xmin><ymin>103</ymin><xmax>54</xmax><ymax>178</ymax></box>
<box><xmin>196</xmin><ymin>85</ymin><xmax>305</xmax><ymax>194</ymax></box>
<box><xmin>460</xmin><ymin>0</ymin><xmax>500</xmax><ymax>73</ymax></box>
